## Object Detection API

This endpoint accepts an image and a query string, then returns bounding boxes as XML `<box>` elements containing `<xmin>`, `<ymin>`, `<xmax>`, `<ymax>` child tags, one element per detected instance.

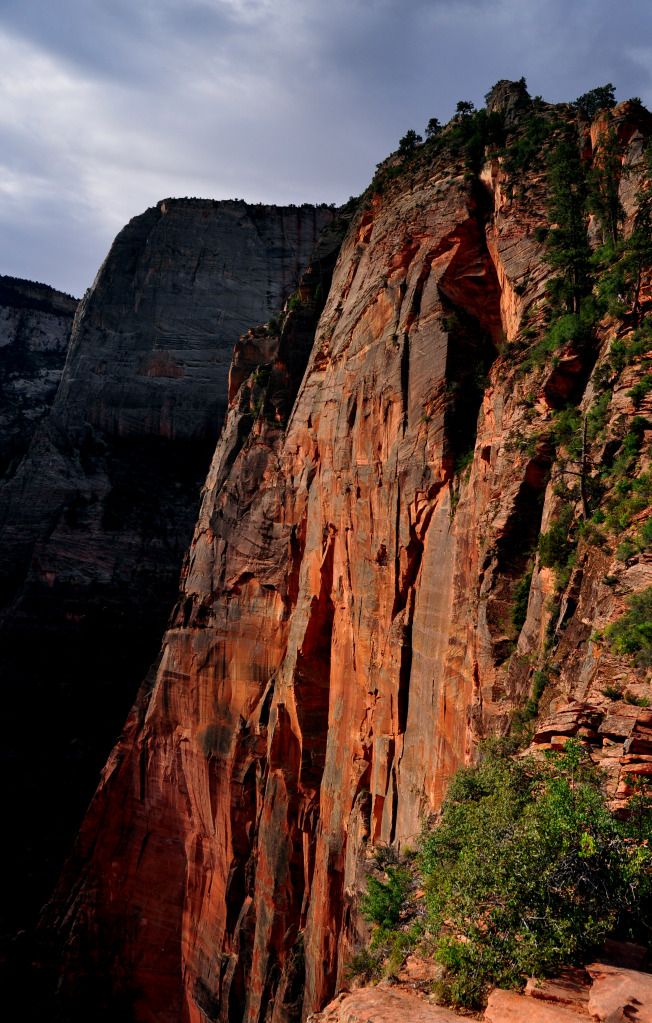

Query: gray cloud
<box><xmin>1</xmin><ymin>0</ymin><xmax>651</xmax><ymax>295</ymax></box>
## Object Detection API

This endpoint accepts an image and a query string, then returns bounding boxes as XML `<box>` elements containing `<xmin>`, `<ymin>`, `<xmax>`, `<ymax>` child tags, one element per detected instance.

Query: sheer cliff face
<box><xmin>0</xmin><ymin>201</ymin><xmax>334</xmax><ymax>936</ymax></box>
<box><xmin>52</xmin><ymin>173</ymin><xmax>514</xmax><ymax>1021</ymax></box>
<box><xmin>53</xmin><ymin>200</ymin><xmax>332</xmax><ymax>442</ymax></box>
<box><xmin>50</xmin><ymin>101</ymin><xmax>652</xmax><ymax>1022</ymax></box>
<box><xmin>0</xmin><ymin>275</ymin><xmax>77</xmax><ymax>477</ymax></box>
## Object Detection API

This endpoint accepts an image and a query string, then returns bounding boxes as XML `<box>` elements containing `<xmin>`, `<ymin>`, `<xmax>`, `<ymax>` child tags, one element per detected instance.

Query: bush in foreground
<box><xmin>419</xmin><ymin>741</ymin><xmax>652</xmax><ymax>1007</ymax></box>
<box><xmin>355</xmin><ymin>741</ymin><xmax>652</xmax><ymax>1009</ymax></box>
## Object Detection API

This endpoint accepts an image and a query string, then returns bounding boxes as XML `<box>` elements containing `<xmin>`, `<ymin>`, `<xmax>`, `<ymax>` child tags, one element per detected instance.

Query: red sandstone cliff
<box><xmin>43</xmin><ymin>86</ymin><xmax>652</xmax><ymax>1022</ymax></box>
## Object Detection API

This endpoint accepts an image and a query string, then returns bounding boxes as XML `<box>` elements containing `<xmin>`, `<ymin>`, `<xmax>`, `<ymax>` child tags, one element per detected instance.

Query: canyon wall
<box><xmin>43</xmin><ymin>88</ymin><xmax>652</xmax><ymax>1022</ymax></box>
<box><xmin>0</xmin><ymin>275</ymin><xmax>77</xmax><ymax>478</ymax></box>
<box><xmin>0</xmin><ymin>201</ymin><xmax>336</xmax><ymax>938</ymax></box>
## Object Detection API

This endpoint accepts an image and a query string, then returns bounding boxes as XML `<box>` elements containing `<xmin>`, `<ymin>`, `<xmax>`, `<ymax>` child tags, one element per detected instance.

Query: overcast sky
<box><xmin>1</xmin><ymin>0</ymin><xmax>651</xmax><ymax>297</ymax></box>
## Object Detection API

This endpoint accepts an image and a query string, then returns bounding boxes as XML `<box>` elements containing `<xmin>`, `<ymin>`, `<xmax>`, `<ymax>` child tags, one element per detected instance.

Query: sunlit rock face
<box><xmin>0</xmin><ymin>200</ymin><xmax>335</xmax><ymax>938</ymax></box>
<box><xmin>43</xmin><ymin>90</ymin><xmax>652</xmax><ymax>1023</ymax></box>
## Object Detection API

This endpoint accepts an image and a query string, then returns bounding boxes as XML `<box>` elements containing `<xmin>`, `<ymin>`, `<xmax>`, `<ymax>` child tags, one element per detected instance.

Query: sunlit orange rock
<box><xmin>44</xmin><ymin>86</ymin><xmax>652</xmax><ymax>1023</ymax></box>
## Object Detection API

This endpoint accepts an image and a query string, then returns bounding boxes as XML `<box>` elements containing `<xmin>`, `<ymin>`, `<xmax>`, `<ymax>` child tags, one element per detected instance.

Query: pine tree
<box><xmin>588</xmin><ymin>120</ymin><xmax>624</xmax><ymax>246</ymax></box>
<box><xmin>398</xmin><ymin>129</ymin><xmax>423</xmax><ymax>157</ymax></box>
<box><xmin>575</xmin><ymin>83</ymin><xmax>616</xmax><ymax>119</ymax></box>
<box><xmin>595</xmin><ymin>142</ymin><xmax>652</xmax><ymax>321</ymax></box>
<box><xmin>455</xmin><ymin>100</ymin><xmax>475</xmax><ymax>118</ymax></box>
<box><xmin>425</xmin><ymin>117</ymin><xmax>441</xmax><ymax>140</ymax></box>
<box><xmin>546</xmin><ymin>138</ymin><xmax>592</xmax><ymax>313</ymax></box>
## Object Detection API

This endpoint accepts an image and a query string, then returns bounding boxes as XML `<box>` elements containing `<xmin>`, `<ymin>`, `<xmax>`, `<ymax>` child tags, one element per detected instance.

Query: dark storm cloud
<box><xmin>1</xmin><ymin>0</ymin><xmax>651</xmax><ymax>295</ymax></box>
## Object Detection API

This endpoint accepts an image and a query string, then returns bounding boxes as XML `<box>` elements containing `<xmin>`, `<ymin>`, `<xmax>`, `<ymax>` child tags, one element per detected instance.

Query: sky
<box><xmin>1</xmin><ymin>0</ymin><xmax>652</xmax><ymax>298</ymax></box>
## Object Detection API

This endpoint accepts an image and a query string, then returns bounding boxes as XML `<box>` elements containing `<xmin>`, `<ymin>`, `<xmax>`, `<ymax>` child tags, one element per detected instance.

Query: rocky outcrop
<box><xmin>310</xmin><ymin>988</ymin><xmax>463</xmax><ymax>1023</ymax></box>
<box><xmin>0</xmin><ymin>201</ymin><xmax>336</xmax><ymax>940</ymax></box>
<box><xmin>40</xmin><ymin>87</ymin><xmax>652</xmax><ymax>1022</ymax></box>
<box><xmin>0</xmin><ymin>275</ymin><xmax>77</xmax><ymax>477</ymax></box>
<box><xmin>314</xmin><ymin>960</ymin><xmax>652</xmax><ymax>1023</ymax></box>
<box><xmin>531</xmin><ymin>702</ymin><xmax>652</xmax><ymax>807</ymax></box>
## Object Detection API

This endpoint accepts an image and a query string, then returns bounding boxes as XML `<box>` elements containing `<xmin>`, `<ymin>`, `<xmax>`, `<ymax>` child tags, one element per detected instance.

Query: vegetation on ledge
<box><xmin>351</xmin><ymin>741</ymin><xmax>652</xmax><ymax>1010</ymax></box>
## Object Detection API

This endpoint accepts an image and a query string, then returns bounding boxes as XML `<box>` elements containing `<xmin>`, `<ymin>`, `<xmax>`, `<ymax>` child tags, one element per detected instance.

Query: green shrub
<box><xmin>545</xmin><ymin>138</ymin><xmax>592</xmax><ymax>314</ymax></box>
<box><xmin>531</xmin><ymin>667</ymin><xmax>548</xmax><ymax>704</ymax></box>
<box><xmin>512</xmin><ymin>668</ymin><xmax>549</xmax><ymax>730</ymax></box>
<box><xmin>553</xmin><ymin>406</ymin><xmax>583</xmax><ymax>458</ymax></box>
<box><xmin>604</xmin><ymin>421</ymin><xmax>649</xmax><ymax>483</ymax></box>
<box><xmin>575</xmin><ymin>84</ymin><xmax>616</xmax><ymax>119</ymax></box>
<box><xmin>512</xmin><ymin>570</ymin><xmax>533</xmax><ymax>632</ymax></box>
<box><xmin>360</xmin><ymin>866</ymin><xmax>411</xmax><ymax>928</ymax></box>
<box><xmin>624</xmin><ymin>691</ymin><xmax>651</xmax><ymax>707</ymax></box>
<box><xmin>605</xmin><ymin>471</ymin><xmax>652</xmax><ymax>533</ymax></box>
<box><xmin>454</xmin><ymin>448</ymin><xmax>474</xmax><ymax>477</ymax></box>
<box><xmin>503</xmin><ymin>112</ymin><xmax>552</xmax><ymax>188</ymax></box>
<box><xmin>602</xmin><ymin>683</ymin><xmax>624</xmax><ymax>700</ymax></box>
<box><xmin>628</xmin><ymin>374</ymin><xmax>652</xmax><ymax>409</ymax></box>
<box><xmin>609</xmin><ymin>325</ymin><xmax>652</xmax><ymax>375</ymax></box>
<box><xmin>588</xmin><ymin>124</ymin><xmax>624</xmax><ymax>247</ymax></box>
<box><xmin>425</xmin><ymin>117</ymin><xmax>442</xmax><ymax>139</ymax></box>
<box><xmin>605</xmin><ymin>586</ymin><xmax>652</xmax><ymax>666</ymax></box>
<box><xmin>524</xmin><ymin>306</ymin><xmax>597</xmax><ymax>370</ymax></box>
<box><xmin>419</xmin><ymin>741</ymin><xmax>652</xmax><ymax>1009</ymax></box>
<box><xmin>447</xmin><ymin>107</ymin><xmax>505</xmax><ymax>172</ymax></box>
<box><xmin>637</xmin><ymin>517</ymin><xmax>652</xmax><ymax>550</ymax></box>
<box><xmin>616</xmin><ymin>538</ymin><xmax>637</xmax><ymax>561</ymax></box>
<box><xmin>539</xmin><ymin>506</ymin><xmax>575</xmax><ymax>581</ymax></box>
<box><xmin>398</xmin><ymin>129</ymin><xmax>423</xmax><ymax>157</ymax></box>
<box><xmin>579</xmin><ymin>518</ymin><xmax>607</xmax><ymax>547</ymax></box>
<box><xmin>587</xmin><ymin>392</ymin><xmax>611</xmax><ymax>441</ymax></box>
<box><xmin>345</xmin><ymin>946</ymin><xmax>383</xmax><ymax>983</ymax></box>
<box><xmin>382</xmin><ymin>925</ymin><xmax>422</xmax><ymax>979</ymax></box>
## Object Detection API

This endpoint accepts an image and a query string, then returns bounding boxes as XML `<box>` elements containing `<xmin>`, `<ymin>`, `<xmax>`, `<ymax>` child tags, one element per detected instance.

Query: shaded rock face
<box><xmin>52</xmin><ymin>200</ymin><xmax>333</xmax><ymax>443</ymax></box>
<box><xmin>0</xmin><ymin>275</ymin><xmax>77</xmax><ymax>477</ymax></box>
<box><xmin>46</xmin><ymin>101</ymin><xmax>652</xmax><ymax>1023</ymax></box>
<box><xmin>0</xmin><ymin>200</ymin><xmax>335</xmax><ymax>937</ymax></box>
<box><xmin>485</xmin><ymin>78</ymin><xmax>531</xmax><ymax>128</ymax></box>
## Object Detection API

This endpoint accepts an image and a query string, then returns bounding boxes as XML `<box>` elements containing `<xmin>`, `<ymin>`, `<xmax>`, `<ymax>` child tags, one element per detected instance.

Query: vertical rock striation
<box><xmin>0</xmin><ymin>275</ymin><xmax>77</xmax><ymax>478</ymax></box>
<box><xmin>45</xmin><ymin>89</ymin><xmax>652</xmax><ymax>1023</ymax></box>
<box><xmin>0</xmin><ymin>200</ymin><xmax>335</xmax><ymax>938</ymax></box>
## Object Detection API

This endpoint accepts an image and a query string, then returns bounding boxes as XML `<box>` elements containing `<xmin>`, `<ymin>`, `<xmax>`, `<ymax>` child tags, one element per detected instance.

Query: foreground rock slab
<box><xmin>485</xmin><ymin>988</ymin><xmax>589</xmax><ymax>1021</ymax></box>
<box><xmin>587</xmin><ymin>963</ymin><xmax>652</xmax><ymax>1022</ymax></box>
<box><xmin>311</xmin><ymin>987</ymin><xmax>465</xmax><ymax>1023</ymax></box>
<box><xmin>317</xmin><ymin>959</ymin><xmax>652</xmax><ymax>1023</ymax></box>
<box><xmin>524</xmin><ymin>968</ymin><xmax>591</xmax><ymax>1013</ymax></box>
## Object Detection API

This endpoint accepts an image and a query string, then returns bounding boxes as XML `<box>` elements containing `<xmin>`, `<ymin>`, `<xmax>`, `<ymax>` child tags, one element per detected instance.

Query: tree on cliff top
<box><xmin>576</xmin><ymin>83</ymin><xmax>617</xmax><ymax>119</ymax></box>
<box><xmin>425</xmin><ymin>117</ymin><xmax>441</xmax><ymax>139</ymax></box>
<box><xmin>455</xmin><ymin>100</ymin><xmax>475</xmax><ymax>118</ymax></box>
<box><xmin>398</xmin><ymin>129</ymin><xmax>422</xmax><ymax>157</ymax></box>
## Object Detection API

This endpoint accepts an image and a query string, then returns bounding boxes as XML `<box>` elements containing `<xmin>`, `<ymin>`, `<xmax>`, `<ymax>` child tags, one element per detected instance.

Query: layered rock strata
<box><xmin>46</xmin><ymin>90</ymin><xmax>652</xmax><ymax>1022</ymax></box>
<box><xmin>0</xmin><ymin>201</ymin><xmax>335</xmax><ymax>936</ymax></box>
